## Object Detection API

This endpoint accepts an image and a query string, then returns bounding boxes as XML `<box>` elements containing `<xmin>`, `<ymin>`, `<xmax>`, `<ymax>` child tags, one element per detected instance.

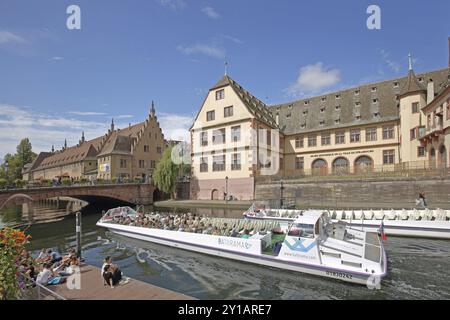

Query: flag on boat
<box><xmin>379</xmin><ymin>220</ymin><xmax>387</xmax><ymax>241</ymax></box>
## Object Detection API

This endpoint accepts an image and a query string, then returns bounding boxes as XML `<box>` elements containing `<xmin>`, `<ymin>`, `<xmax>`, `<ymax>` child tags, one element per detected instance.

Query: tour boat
<box><xmin>96</xmin><ymin>207</ymin><xmax>387</xmax><ymax>285</ymax></box>
<box><xmin>243</xmin><ymin>205</ymin><xmax>450</xmax><ymax>239</ymax></box>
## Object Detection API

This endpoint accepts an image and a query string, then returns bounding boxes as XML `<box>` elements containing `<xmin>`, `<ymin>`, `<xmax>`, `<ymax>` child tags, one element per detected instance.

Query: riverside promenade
<box><xmin>49</xmin><ymin>264</ymin><xmax>194</xmax><ymax>300</ymax></box>
<box><xmin>154</xmin><ymin>199</ymin><xmax>252</xmax><ymax>210</ymax></box>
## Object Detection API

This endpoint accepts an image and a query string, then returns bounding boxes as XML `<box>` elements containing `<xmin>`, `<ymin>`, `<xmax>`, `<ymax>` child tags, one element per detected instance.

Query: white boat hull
<box><xmin>244</xmin><ymin>214</ymin><xmax>450</xmax><ymax>239</ymax></box>
<box><xmin>97</xmin><ymin>221</ymin><xmax>386</xmax><ymax>286</ymax></box>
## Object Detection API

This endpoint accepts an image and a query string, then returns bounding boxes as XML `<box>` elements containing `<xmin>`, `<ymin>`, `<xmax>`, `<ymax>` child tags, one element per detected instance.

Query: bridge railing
<box><xmin>0</xmin><ymin>180</ymin><xmax>152</xmax><ymax>192</ymax></box>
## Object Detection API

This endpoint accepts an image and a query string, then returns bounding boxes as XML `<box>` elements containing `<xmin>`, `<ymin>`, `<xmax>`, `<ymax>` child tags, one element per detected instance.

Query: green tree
<box><xmin>0</xmin><ymin>139</ymin><xmax>37</xmax><ymax>182</ymax></box>
<box><xmin>152</xmin><ymin>146</ymin><xmax>190</xmax><ymax>198</ymax></box>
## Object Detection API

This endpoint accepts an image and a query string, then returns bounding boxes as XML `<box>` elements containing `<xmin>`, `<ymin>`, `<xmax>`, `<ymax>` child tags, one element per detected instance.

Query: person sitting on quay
<box><xmin>36</xmin><ymin>262</ymin><xmax>66</xmax><ymax>286</ymax></box>
<box><xmin>102</xmin><ymin>256</ymin><xmax>122</xmax><ymax>289</ymax></box>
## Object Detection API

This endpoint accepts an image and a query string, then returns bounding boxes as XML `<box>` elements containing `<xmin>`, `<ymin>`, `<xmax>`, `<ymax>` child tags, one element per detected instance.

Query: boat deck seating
<box><xmin>328</xmin><ymin>209</ymin><xmax>450</xmax><ymax>222</ymax></box>
<box><xmin>200</xmin><ymin>217</ymin><xmax>281</xmax><ymax>235</ymax></box>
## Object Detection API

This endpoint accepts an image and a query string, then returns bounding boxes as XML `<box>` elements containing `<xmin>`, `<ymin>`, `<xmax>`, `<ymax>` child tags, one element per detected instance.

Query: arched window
<box><xmin>439</xmin><ymin>145</ymin><xmax>447</xmax><ymax>168</ymax></box>
<box><xmin>354</xmin><ymin>155</ymin><xmax>374</xmax><ymax>173</ymax></box>
<box><xmin>332</xmin><ymin>157</ymin><xmax>349</xmax><ymax>174</ymax></box>
<box><xmin>311</xmin><ymin>159</ymin><xmax>328</xmax><ymax>175</ymax></box>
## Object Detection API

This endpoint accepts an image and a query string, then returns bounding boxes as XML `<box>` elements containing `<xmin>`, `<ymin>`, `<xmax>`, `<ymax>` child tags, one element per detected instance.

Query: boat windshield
<box><xmin>104</xmin><ymin>206</ymin><xmax>138</xmax><ymax>218</ymax></box>
<box><xmin>288</xmin><ymin>223</ymin><xmax>315</xmax><ymax>238</ymax></box>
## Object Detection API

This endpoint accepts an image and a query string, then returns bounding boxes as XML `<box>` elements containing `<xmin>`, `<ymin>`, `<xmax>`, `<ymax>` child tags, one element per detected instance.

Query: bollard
<box><xmin>76</xmin><ymin>211</ymin><xmax>82</xmax><ymax>258</ymax></box>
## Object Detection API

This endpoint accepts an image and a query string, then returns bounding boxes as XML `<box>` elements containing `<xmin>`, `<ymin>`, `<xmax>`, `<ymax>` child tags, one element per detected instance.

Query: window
<box><xmin>231</xmin><ymin>126</ymin><xmax>241</xmax><ymax>142</ymax></box>
<box><xmin>304</xmin><ymin>100</ymin><xmax>309</xmax><ymax>105</ymax></box>
<box><xmin>393</xmin><ymin>82</ymin><xmax>399</xmax><ymax>88</ymax></box>
<box><xmin>447</xmin><ymin>101</ymin><xmax>450</xmax><ymax>120</ymax></box>
<box><xmin>319</xmin><ymin>120</ymin><xmax>325</xmax><ymax>126</ymax></box>
<box><xmin>350</xmin><ymin>129</ymin><xmax>360</xmax><ymax>143</ymax></box>
<box><xmin>201</xmin><ymin>131</ymin><xmax>208</xmax><ymax>146</ymax></box>
<box><xmin>206</xmin><ymin>110</ymin><xmax>215</xmax><ymax>121</ymax></box>
<box><xmin>412</xmin><ymin>102</ymin><xmax>419</xmax><ymax>114</ymax></box>
<box><xmin>366</xmin><ymin>128</ymin><xmax>377</xmax><ymax>141</ymax></box>
<box><xmin>200</xmin><ymin>157</ymin><xmax>208</xmax><ymax>172</ymax></box>
<box><xmin>335</xmin><ymin>94</ymin><xmax>341</xmax><ymax>99</ymax></box>
<box><xmin>300</xmin><ymin>123</ymin><xmax>306</xmax><ymax>129</ymax></box>
<box><xmin>144</xmin><ymin>145</ymin><xmax>149</xmax><ymax>152</ymax></box>
<box><xmin>372</xmin><ymin>98</ymin><xmax>378</xmax><ymax>104</ymax></box>
<box><xmin>213</xmin><ymin>155</ymin><xmax>225</xmax><ymax>171</ymax></box>
<box><xmin>354</xmin><ymin>90</ymin><xmax>360</xmax><ymax>96</ymax></box>
<box><xmin>321</xmin><ymin>133</ymin><xmax>331</xmax><ymax>145</ymax></box>
<box><xmin>371</xmin><ymin>87</ymin><xmax>377</xmax><ymax>92</ymax></box>
<box><xmin>231</xmin><ymin>153</ymin><xmax>241</xmax><ymax>170</ymax></box>
<box><xmin>417</xmin><ymin>147</ymin><xmax>426</xmax><ymax>157</ymax></box>
<box><xmin>410</xmin><ymin>128</ymin><xmax>417</xmax><ymax>140</ymax></box>
<box><xmin>321</xmin><ymin>97</ymin><xmax>326</xmax><ymax>102</ymax></box>
<box><xmin>295</xmin><ymin>136</ymin><xmax>304</xmax><ymax>148</ymax></box>
<box><xmin>355</xmin><ymin>102</ymin><xmax>361</xmax><ymax>106</ymax></box>
<box><xmin>335</xmin><ymin>131</ymin><xmax>345</xmax><ymax>144</ymax></box>
<box><xmin>212</xmin><ymin>128</ymin><xmax>226</xmax><ymax>144</ymax></box>
<box><xmin>215</xmin><ymin>89</ymin><xmax>224</xmax><ymax>100</ymax></box>
<box><xmin>224</xmin><ymin>106</ymin><xmax>233</xmax><ymax>117</ymax></box>
<box><xmin>120</xmin><ymin>159</ymin><xmax>127</xmax><ymax>168</ymax></box>
<box><xmin>382</xmin><ymin>126</ymin><xmax>394</xmax><ymax>139</ymax></box>
<box><xmin>308</xmin><ymin>135</ymin><xmax>317</xmax><ymax>147</ymax></box>
<box><xmin>303</xmin><ymin>110</ymin><xmax>308</xmax><ymax>115</ymax></box>
<box><xmin>335</xmin><ymin>105</ymin><xmax>341</xmax><ymax>111</ymax></box>
<box><xmin>373</xmin><ymin>112</ymin><xmax>380</xmax><ymax>117</ymax></box>
<box><xmin>157</xmin><ymin>147</ymin><xmax>162</xmax><ymax>154</ymax></box>
<box><xmin>335</xmin><ymin>119</ymin><xmax>340</xmax><ymax>125</ymax></box>
<box><xmin>266</xmin><ymin>130</ymin><xmax>271</xmax><ymax>147</ymax></box>
<box><xmin>320</xmin><ymin>107</ymin><xmax>325</xmax><ymax>113</ymax></box>
<box><xmin>295</xmin><ymin>157</ymin><xmax>304</xmax><ymax>170</ymax></box>
<box><xmin>138</xmin><ymin>160</ymin><xmax>145</xmax><ymax>168</ymax></box>
<box><xmin>418</xmin><ymin>126</ymin><xmax>426</xmax><ymax>138</ymax></box>
<box><xmin>150</xmin><ymin>160</ymin><xmax>156</xmax><ymax>169</ymax></box>
<box><xmin>383</xmin><ymin>150</ymin><xmax>395</xmax><ymax>164</ymax></box>
<box><xmin>286</xmin><ymin>113</ymin><xmax>291</xmax><ymax>119</ymax></box>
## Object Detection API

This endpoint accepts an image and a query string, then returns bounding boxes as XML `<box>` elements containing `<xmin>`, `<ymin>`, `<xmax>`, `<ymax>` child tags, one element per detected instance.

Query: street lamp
<box><xmin>225</xmin><ymin>176</ymin><xmax>228</xmax><ymax>203</ymax></box>
<box><xmin>4</xmin><ymin>162</ymin><xmax>8</xmax><ymax>184</ymax></box>
<box><xmin>280</xmin><ymin>178</ymin><xmax>284</xmax><ymax>209</ymax></box>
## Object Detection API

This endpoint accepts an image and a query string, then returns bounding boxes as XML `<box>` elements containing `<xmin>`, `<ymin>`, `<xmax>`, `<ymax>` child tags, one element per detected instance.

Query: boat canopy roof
<box><xmin>293</xmin><ymin>210</ymin><xmax>325</xmax><ymax>225</ymax></box>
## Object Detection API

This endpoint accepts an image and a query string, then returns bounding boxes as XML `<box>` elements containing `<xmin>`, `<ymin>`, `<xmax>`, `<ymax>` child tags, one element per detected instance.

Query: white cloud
<box><xmin>114</xmin><ymin>115</ymin><xmax>134</xmax><ymax>119</ymax></box>
<box><xmin>0</xmin><ymin>31</ymin><xmax>27</xmax><ymax>45</ymax></box>
<box><xmin>202</xmin><ymin>6</ymin><xmax>220</xmax><ymax>19</ymax></box>
<box><xmin>286</xmin><ymin>62</ymin><xmax>341</xmax><ymax>98</ymax></box>
<box><xmin>379</xmin><ymin>49</ymin><xmax>400</xmax><ymax>73</ymax></box>
<box><xmin>69</xmin><ymin>111</ymin><xmax>107</xmax><ymax>116</ymax></box>
<box><xmin>177</xmin><ymin>44</ymin><xmax>225</xmax><ymax>59</ymax></box>
<box><xmin>51</xmin><ymin>56</ymin><xmax>64</xmax><ymax>61</ymax></box>
<box><xmin>158</xmin><ymin>0</ymin><xmax>186</xmax><ymax>10</ymax></box>
<box><xmin>221</xmin><ymin>34</ymin><xmax>243</xmax><ymax>44</ymax></box>
<box><xmin>158</xmin><ymin>112</ymin><xmax>193</xmax><ymax>143</ymax></box>
<box><xmin>0</xmin><ymin>104</ymin><xmax>113</xmax><ymax>159</ymax></box>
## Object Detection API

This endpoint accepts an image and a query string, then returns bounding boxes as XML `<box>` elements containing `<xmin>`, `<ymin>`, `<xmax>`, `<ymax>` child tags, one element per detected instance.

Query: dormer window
<box><xmin>335</xmin><ymin>105</ymin><xmax>341</xmax><ymax>111</ymax></box>
<box><xmin>373</xmin><ymin>112</ymin><xmax>380</xmax><ymax>117</ymax></box>
<box><xmin>286</xmin><ymin>113</ymin><xmax>291</xmax><ymax>119</ymax></box>
<box><xmin>321</xmin><ymin>97</ymin><xmax>326</xmax><ymax>102</ymax></box>
<box><xmin>418</xmin><ymin>77</ymin><xmax>424</xmax><ymax>82</ymax></box>
<box><xmin>335</xmin><ymin>119</ymin><xmax>340</xmax><ymax>125</ymax></box>
<box><xmin>355</xmin><ymin>102</ymin><xmax>361</xmax><ymax>106</ymax></box>
<box><xmin>355</xmin><ymin>115</ymin><xmax>361</xmax><ymax>120</ymax></box>
<box><xmin>300</xmin><ymin>123</ymin><xmax>306</xmax><ymax>129</ymax></box>
<box><xmin>354</xmin><ymin>90</ymin><xmax>360</xmax><ymax>96</ymax></box>
<box><xmin>319</xmin><ymin>120</ymin><xmax>325</xmax><ymax>126</ymax></box>
<box><xmin>304</xmin><ymin>100</ymin><xmax>309</xmax><ymax>105</ymax></box>
<box><xmin>320</xmin><ymin>107</ymin><xmax>325</xmax><ymax>113</ymax></box>
<box><xmin>288</xmin><ymin>104</ymin><xmax>293</xmax><ymax>109</ymax></box>
<box><xmin>335</xmin><ymin>94</ymin><xmax>341</xmax><ymax>99</ymax></box>
<box><xmin>393</xmin><ymin>82</ymin><xmax>399</xmax><ymax>88</ymax></box>
<box><xmin>303</xmin><ymin>110</ymin><xmax>308</xmax><ymax>115</ymax></box>
<box><xmin>371</xmin><ymin>87</ymin><xmax>377</xmax><ymax>92</ymax></box>
<box><xmin>372</xmin><ymin>98</ymin><xmax>378</xmax><ymax>104</ymax></box>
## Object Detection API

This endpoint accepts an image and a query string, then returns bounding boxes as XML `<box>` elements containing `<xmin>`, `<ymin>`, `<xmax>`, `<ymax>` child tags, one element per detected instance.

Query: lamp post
<box><xmin>4</xmin><ymin>162</ymin><xmax>8</xmax><ymax>185</ymax></box>
<box><xmin>225</xmin><ymin>176</ymin><xmax>228</xmax><ymax>203</ymax></box>
<box><xmin>280</xmin><ymin>178</ymin><xmax>284</xmax><ymax>209</ymax></box>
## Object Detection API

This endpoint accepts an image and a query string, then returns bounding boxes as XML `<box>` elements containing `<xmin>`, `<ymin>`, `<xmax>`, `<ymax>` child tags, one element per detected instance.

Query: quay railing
<box><xmin>0</xmin><ymin>180</ymin><xmax>152</xmax><ymax>192</ymax></box>
<box><xmin>20</xmin><ymin>274</ymin><xmax>67</xmax><ymax>300</ymax></box>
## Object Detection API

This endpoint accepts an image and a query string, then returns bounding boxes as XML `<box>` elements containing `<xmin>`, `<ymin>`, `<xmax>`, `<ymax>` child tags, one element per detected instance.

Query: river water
<box><xmin>1</xmin><ymin>200</ymin><xmax>450</xmax><ymax>299</ymax></box>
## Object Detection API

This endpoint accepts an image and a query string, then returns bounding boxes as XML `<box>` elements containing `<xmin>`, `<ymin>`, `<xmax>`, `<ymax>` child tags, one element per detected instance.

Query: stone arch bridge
<box><xmin>0</xmin><ymin>183</ymin><xmax>154</xmax><ymax>211</ymax></box>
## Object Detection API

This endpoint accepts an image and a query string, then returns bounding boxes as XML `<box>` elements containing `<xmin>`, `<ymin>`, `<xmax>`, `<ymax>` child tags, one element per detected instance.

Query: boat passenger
<box><xmin>203</xmin><ymin>223</ymin><xmax>213</xmax><ymax>234</ymax></box>
<box><xmin>212</xmin><ymin>226</ymin><xmax>220</xmax><ymax>236</ymax></box>
<box><xmin>230</xmin><ymin>228</ymin><xmax>239</xmax><ymax>237</ymax></box>
<box><xmin>240</xmin><ymin>229</ymin><xmax>251</xmax><ymax>239</ymax></box>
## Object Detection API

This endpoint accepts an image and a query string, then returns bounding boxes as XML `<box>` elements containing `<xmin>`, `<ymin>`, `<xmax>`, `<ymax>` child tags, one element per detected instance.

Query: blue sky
<box><xmin>0</xmin><ymin>0</ymin><xmax>449</xmax><ymax>159</ymax></box>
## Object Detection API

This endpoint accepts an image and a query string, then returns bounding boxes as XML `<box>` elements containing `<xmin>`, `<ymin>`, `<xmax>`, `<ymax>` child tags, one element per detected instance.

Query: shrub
<box><xmin>111</xmin><ymin>177</ymin><xmax>118</xmax><ymax>183</ymax></box>
<box><xmin>0</xmin><ymin>228</ymin><xmax>32</xmax><ymax>300</ymax></box>
<box><xmin>79</xmin><ymin>177</ymin><xmax>88</xmax><ymax>184</ymax></box>
<box><xmin>0</xmin><ymin>178</ymin><xmax>7</xmax><ymax>189</ymax></box>
<box><xmin>14</xmin><ymin>179</ymin><xmax>26</xmax><ymax>188</ymax></box>
<box><xmin>61</xmin><ymin>178</ymin><xmax>71</xmax><ymax>186</ymax></box>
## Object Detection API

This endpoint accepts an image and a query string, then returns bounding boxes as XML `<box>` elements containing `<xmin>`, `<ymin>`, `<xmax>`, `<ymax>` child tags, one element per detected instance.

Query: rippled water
<box><xmin>2</xmin><ymin>202</ymin><xmax>450</xmax><ymax>299</ymax></box>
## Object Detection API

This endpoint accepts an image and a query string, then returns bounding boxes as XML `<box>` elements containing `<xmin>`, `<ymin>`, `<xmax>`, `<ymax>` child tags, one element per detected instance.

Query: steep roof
<box><xmin>210</xmin><ymin>75</ymin><xmax>278</xmax><ymax>128</ymax></box>
<box><xmin>269</xmin><ymin>67</ymin><xmax>450</xmax><ymax>135</ymax></box>
<box><xmin>97</xmin><ymin>122</ymin><xmax>144</xmax><ymax>156</ymax></box>
<box><xmin>399</xmin><ymin>69</ymin><xmax>427</xmax><ymax>98</ymax></box>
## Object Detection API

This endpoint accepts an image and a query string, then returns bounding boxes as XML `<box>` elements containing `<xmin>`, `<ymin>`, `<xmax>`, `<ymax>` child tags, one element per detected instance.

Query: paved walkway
<box><xmin>50</xmin><ymin>264</ymin><xmax>194</xmax><ymax>300</ymax></box>
<box><xmin>154</xmin><ymin>199</ymin><xmax>253</xmax><ymax>209</ymax></box>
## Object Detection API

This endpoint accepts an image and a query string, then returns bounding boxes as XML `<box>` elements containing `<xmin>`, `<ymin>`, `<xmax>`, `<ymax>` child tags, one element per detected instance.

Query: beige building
<box><xmin>191</xmin><ymin>57</ymin><xmax>450</xmax><ymax>200</ymax></box>
<box><xmin>23</xmin><ymin>103</ymin><xmax>167</xmax><ymax>182</ymax></box>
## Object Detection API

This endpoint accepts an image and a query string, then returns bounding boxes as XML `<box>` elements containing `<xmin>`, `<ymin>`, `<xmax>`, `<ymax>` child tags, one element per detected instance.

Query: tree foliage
<box><xmin>0</xmin><ymin>138</ymin><xmax>37</xmax><ymax>182</ymax></box>
<box><xmin>152</xmin><ymin>146</ymin><xmax>190</xmax><ymax>198</ymax></box>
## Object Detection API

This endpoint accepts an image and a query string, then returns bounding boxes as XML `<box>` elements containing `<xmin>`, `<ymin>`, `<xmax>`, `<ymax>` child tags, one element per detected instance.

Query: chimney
<box><xmin>427</xmin><ymin>79</ymin><xmax>434</xmax><ymax>104</ymax></box>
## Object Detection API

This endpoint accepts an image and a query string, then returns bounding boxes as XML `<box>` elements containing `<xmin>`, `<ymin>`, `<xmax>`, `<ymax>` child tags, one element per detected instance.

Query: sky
<box><xmin>0</xmin><ymin>0</ymin><xmax>449</xmax><ymax>160</ymax></box>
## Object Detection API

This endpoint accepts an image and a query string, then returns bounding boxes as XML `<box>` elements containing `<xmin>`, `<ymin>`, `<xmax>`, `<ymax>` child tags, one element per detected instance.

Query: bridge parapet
<box><xmin>0</xmin><ymin>183</ymin><xmax>155</xmax><ymax>210</ymax></box>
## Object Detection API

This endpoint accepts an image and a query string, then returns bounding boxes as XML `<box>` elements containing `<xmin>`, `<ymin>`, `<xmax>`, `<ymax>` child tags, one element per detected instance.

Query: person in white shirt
<box><xmin>36</xmin><ymin>263</ymin><xmax>54</xmax><ymax>285</ymax></box>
